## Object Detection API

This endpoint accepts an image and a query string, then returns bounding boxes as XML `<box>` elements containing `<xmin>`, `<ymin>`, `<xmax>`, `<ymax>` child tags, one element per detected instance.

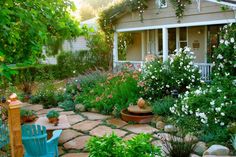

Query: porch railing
<box><xmin>114</xmin><ymin>61</ymin><xmax>213</xmax><ymax>82</ymax></box>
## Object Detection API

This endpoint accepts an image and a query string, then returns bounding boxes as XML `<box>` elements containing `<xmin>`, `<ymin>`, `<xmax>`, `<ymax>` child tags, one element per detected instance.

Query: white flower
<box><xmin>217</xmin><ymin>89</ymin><xmax>222</xmax><ymax>93</ymax></box>
<box><xmin>220</xmin><ymin>122</ymin><xmax>225</xmax><ymax>126</ymax></box>
<box><xmin>221</xmin><ymin>112</ymin><xmax>225</xmax><ymax>116</ymax></box>
<box><xmin>215</xmin><ymin>107</ymin><xmax>221</xmax><ymax>112</ymax></box>
<box><xmin>210</xmin><ymin>100</ymin><xmax>215</xmax><ymax>106</ymax></box>
<box><xmin>73</xmin><ymin>70</ymin><xmax>76</xmax><ymax>74</ymax></box>
<box><xmin>166</xmin><ymin>85</ymin><xmax>170</xmax><ymax>88</ymax></box>
<box><xmin>220</xmin><ymin>39</ymin><xmax>224</xmax><ymax>44</ymax></box>
<box><xmin>151</xmin><ymin>76</ymin><xmax>155</xmax><ymax>79</ymax></box>
<box><xmin>217</xmin><ymin>54</ymin><xmax>223</xmax><ymax>60</ymax></box>
<box><xmin>194</xmin><ymin>89</ymin><xmax>201</xmax><ymax>95</ymax></box>
<box><xmin>225</xmin><ymin>40</ymin><xmax>229</xmax><ymax>46</ymax></box>
<box><xmin>230</xmin><ymin>37</ymin><xmax>235</xmax><ymax>43</ymax></box>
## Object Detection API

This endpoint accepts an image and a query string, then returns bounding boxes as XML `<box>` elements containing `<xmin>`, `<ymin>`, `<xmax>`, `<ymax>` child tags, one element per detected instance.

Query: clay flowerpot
<box><xmin>48</xmin><ymin>117</ymin><xmax>59</xmax><ymax>124</ymax></box>
<box><xmin>21</xmin><ymin>115</ymin><xmax>37</xmax><ymax>123</ymax></box>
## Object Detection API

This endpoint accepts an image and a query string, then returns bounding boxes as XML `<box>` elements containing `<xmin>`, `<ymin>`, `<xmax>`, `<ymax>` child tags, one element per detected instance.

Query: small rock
<box><xmin>164</xmin><ymin>125</ymin><xmax>177</xmax><ymax>133</ymax></box>
<box><xmin>152</xmin><ymin>116</ymin><xmax>164</xmax><ymax>123</ymax></box>
<box><xmin>190</xmin><ymin>154</ymin><xmax>201</xmax><ymax>157</ymax></box>
<box><xmin>156</xmin><ymin>121</ymin><xmax>165</xmax><ymax>130</ymax></box>
<box><xmin>184</xmin><ymin>134</ymin><xmax>198</xmax><ymax>142</ymax></box>
<box><xmin>203</xmin><ymin>145</ymin><xmax>230</xmax><ymax>156</ymax></box>
<box><xmin>75</xmin><ymin>104</ymin><xmax>86</xmax><ymax>112</ymax></box>
<box><xmin>194</xmin><ymin>142</ymin><xmax>207</xmax><ymax>155</ymax></box>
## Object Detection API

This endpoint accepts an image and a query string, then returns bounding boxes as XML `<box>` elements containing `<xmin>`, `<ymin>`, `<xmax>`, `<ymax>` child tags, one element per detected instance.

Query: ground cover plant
<box><xmin>87</xmin><ymin>133</ymin><xmax>162</xmax><ymax>157</ymax></box>
<box><xmin>76</xmin><ymin>69</ymin><xmax>140</xmax><ymax>116</ymax></box>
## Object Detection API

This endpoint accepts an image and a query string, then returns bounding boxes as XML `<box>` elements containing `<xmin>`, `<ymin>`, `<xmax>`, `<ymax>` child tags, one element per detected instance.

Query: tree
<box><xmin>0</xmin><ymin>0</ymin><xmax>85</xmax><ymax>65</ymax></box>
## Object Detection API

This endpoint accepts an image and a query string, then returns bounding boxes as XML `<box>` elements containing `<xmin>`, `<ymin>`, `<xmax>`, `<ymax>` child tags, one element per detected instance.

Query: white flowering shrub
<box><xmin>213</xmin><ymin>23</ymin><xmax>236</xmax><ymax>77</ymax></box>
<box><xmin>171</xmin><ymin>77</ymin><xmax>236</xmax><ymax>142</ymax></box>
<box><xmin>139</xmin><ymin>47</ymin><xmax>200</xmax><ymax>100</ymax></box>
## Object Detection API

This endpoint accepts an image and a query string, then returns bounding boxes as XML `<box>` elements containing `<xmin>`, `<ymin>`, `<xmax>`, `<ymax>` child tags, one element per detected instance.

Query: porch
<box><xmin>113</xmin><ymin>25</ymin><xmax>222</xmax><ymax>81</ymax></box>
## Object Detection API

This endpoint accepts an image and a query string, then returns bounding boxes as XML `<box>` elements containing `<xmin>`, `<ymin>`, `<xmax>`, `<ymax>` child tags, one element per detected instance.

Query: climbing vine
<box><xmin>170</xmin><ymin>0</ymin><xmax>192</xmax><ymax>22</ymax></box>
<box><xmin>98</xmin><ymin>0</ymin><xmax>192</xmax><ymax>58</ymax></box>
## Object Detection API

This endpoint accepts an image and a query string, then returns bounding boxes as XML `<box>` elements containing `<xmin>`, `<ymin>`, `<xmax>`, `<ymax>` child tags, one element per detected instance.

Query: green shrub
<box><xmin>76</xmin><ymin>70</ymin><xmax>140</xmax><ymax>115</ymax></box>
<box><xmin>58</xmin><ymin>100</ymin><xmax>75</xmax><ymax>111</ymax></box>
<box><xmin>170</xmin><ymin>76</ymin><xmax>236</xmax><ymax>143</ymax></box>
<box><xmin>139</xmin><ymin>47</ymin><xmax>200</xmax><ymax>100</ymax></box>
<box><xmin>152</xmin><ymin>96</ymin><xmax>175</xmax><ymax>116</ymax></box>
<box><xmin>87</xmin><ymin>133</ymin><xmax>162</xmax><ymax>157</ymax></box>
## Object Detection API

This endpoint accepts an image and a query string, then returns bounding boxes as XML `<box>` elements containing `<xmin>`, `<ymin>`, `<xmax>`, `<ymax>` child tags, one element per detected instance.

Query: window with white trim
<box><xmin>158</xmin><ymin>0</ymin><xmax>167</xmax><ymax>8</ymax></box>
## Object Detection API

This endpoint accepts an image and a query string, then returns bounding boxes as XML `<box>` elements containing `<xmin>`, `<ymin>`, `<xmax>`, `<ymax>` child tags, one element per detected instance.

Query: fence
<box><xmin>114</xmin><ymin>61</ymin><xmax>213</xmax><ymax>82</ymax></box>
<box><xmin>0</xmin><ymin>94</ymin><xmax>24</xmax><ymax>157</ymax></box>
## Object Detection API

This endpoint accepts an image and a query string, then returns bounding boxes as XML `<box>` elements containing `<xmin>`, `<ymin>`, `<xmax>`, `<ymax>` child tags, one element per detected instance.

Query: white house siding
<box><xmin>62</xmin><ymin>37</ymin><xmax>89</xmax><ymax>52</ymax></box>
<box><xmin>115</xmin><ymin>0</ymin><xmax>235</xmax><ymax>31</ymax></box>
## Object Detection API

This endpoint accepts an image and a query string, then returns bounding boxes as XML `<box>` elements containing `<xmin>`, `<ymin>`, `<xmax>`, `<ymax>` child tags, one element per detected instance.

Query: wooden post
<box><xmin>8</xmin><ymin>93</ymin><xmax>24</xmax><ymax>157</ymax></box>
<box><xmin>162</xmin><ymin>27</ymin><xmax>168</xmax><ymax>62</ymax></box>
<box><xmin>113</xmin><ymin>32</ymin><xmax>118</xmax><ymax>69</ymax></box>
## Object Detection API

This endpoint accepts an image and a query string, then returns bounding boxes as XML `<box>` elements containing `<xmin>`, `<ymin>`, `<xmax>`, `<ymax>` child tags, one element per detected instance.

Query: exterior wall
<box><xmin>62</xmin><ymin>37</ymin><xmax>89</xmax><ymax>52</ymax></box>
<box><xmin>188</xmin><ymin>26</ymin><xmax>206</xmax><ymax>63</ymax></box>
<box><xmin>126</xmin><ymin>32</ymin><xmax>142</xmax><ymax>61</ymax></box>
<box><xmin>115</xmin><ymin>0</ymin><xmax>235</xmax><ymax>31</ymax></box>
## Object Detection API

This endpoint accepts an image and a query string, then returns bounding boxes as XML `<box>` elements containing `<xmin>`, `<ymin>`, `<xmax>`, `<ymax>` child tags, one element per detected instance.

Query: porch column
<box><xmin>113</xmin><ymin>32</ymin><xmax>118</xmax><ymax>68</ymax></box>
<box><xmin>162</xmin><ymin>27</ymin><xmax>168</xmax><ymax>62</ymax></box>
<box><xmin>141</xmin><ymin>32</ymin><xmax>145</xmax><ymax>60</ymax></box>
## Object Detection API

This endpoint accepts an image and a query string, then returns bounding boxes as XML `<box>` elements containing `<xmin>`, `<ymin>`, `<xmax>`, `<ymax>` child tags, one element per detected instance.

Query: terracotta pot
<box><xmin>21</xmin><ymin>115</ymin><xmax>37</xmax><ymax>123</ymax></box>
<box><xmin>48</xmin><ymin>117</ymin><xmax>59</xmax><ymax>124</ymax></box>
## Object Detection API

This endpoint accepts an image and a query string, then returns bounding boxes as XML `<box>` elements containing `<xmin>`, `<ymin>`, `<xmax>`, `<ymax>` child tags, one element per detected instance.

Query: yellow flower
<box><xmin>0</xmin><ymin>56</ymin><xmax>4</xmax><ymax>62</ymax></box>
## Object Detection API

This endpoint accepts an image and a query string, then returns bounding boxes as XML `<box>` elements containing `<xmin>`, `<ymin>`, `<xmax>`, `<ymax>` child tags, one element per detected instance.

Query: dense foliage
<box><xmin>76</xmin><ymin>69</ymin><xmax>139</xmax><ymax>115</ymax></box>
<box><xmin>87</xmin><ymin>133</ymin><xmax>162</xmax><ymax>157</ymax></box>
<box><xmin>139</xmin><ymin>47</ymin><xmax>200</xmax><ymax>100</ymax></box>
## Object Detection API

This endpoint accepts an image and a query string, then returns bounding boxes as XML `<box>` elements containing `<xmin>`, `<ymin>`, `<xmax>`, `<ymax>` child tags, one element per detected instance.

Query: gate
<box><xmin>0</xmin><ymin>98</ymin><xmax>10</xmax><ymax>156</ymax></box>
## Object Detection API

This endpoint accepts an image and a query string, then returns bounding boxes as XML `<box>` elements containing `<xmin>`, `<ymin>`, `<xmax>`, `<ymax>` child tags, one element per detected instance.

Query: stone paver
<box><xmin>123</xmin><ymin>134</ymin><xmax>137</xmax><ymax>141</ymax></box>
<box><xmin>37</xmin><ymin>108</ymin><xmax>64</xmax><ymax>115</ymax></box>
<box><xmin>63</xmin><ymin>136</ymin><xmax>91</xmax><ymax>150</ymax></box>
<box><xmin>23</xmin><ymin>104</ymin><xmax>43</xmax><ymax>111</ymax></box>
<box><xmin>60</xmin><ymin>111</ymin><xmax>75</xmax><ymax>115</ymax></box>
<box><xmin>89</xmin><ymin>125</ymin><xmax>127</xmax><ymax>137</ymax></box>
<box><xmin>59</xmin><ymin>129</ymin><xmax>83</xmax><ymax>144</ymax></box>
<box><xmin>62</xmin><ymin>153</ymin><xmax>89</xmax><ymax>157</ymax></box>
<box><xmin>67</xmin><ymin>114</ymin><xmax>85</xmax><ymax>125</ymax></box>
<box><xmin>123</xmin><ymin>124</ymin><xmax>158</xmax><ymax>134</ymax></box>
<box><xmin>81</xmin><ymin>112</ymin><xmax>111</xmax><ymax>120</ymax></box>
<box><xmin>106</xmin><ymin>118</ymin><xmax>127</xmax><ymax>128</ymax></box>
<box><xmin>72</xmin><ymin>120</ymin><xmax>101</xmax><ymax>132</ymax></box>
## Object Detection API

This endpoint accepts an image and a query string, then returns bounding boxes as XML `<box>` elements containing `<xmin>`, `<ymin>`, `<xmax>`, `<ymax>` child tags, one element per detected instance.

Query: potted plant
<box><xmin>46</xmin><ymin>110</ymin><xmax>60</xmax><ymax>124</ymax></box>
<box><xmin>20</xmin><ymin>109</ymin><xmax>37</xmax><ymax>123</ymax></box>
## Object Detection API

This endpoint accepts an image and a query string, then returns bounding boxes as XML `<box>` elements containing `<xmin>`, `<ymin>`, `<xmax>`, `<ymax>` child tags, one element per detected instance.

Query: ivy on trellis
<box><xmin>170</xmin><ymin>0</ymin><xmax>192</xmax><ymax>22</ymax></box>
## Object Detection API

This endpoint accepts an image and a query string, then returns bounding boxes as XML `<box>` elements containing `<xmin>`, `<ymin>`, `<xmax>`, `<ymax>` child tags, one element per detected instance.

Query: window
<box><xmin>179</xmin><ymin>27</ymin><xmax>188</xmax><ymax>48</ymax></box>
<box><xmin>156</xmin><ymin>0</ymin><xmax>167</xmax><ymax>8</ymax></box>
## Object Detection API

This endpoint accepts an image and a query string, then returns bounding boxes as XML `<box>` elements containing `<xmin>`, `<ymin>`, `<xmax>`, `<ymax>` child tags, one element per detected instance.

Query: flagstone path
<box><xmin>21</xmin><ymin>103</ymin><xmax>161</xmax><ymax>157</ymax></box>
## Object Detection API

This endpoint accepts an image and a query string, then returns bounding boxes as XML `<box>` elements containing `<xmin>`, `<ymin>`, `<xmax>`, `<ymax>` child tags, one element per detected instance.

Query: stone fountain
<box><xmin>121</xmin><ymin>98</ymin><xmax>153</xmax><ymax>123</ymax></box>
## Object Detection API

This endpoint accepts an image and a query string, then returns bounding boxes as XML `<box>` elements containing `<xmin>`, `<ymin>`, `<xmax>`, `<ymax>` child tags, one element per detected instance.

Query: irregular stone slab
<box><xmin>123</xmin><ymin>124</ymin><xmax>158</xmax><ymax>134</ymax></box>
<box><xmin>37</xmin><ymin>108</ymin><xmax>64</xmax><ymax>115</ymax></box>
<box><xmin>123</xmin><ymin>134</ymin><xmax>137</xmax><ymax>141</ymax></box>
<box><xmin>67</xmin><ymin>114</ymin><xmax>85</xmax><ymax>125</ymax></box>
<box><xmin>23</xmin><ymin>104</ymin><xmax>43</xmax><ymax>111</ymax></box>
<box><xmin>203</xmin><ymin>145</ymin><xmax>230</xmax><ymax>156</ymax></box>
<box><xmin>106</xmin><ymin>118</ymin><xmax>127</xmax><ymax>128</ymax></box>
<box><xmin>72</xmin><ymin>120</ymin><xmax>101</xmax><ymax>132</ymax></box>
<box><xmin>89</xmin><ymin>125</ymin><xmax>127</xmax><ymax>137</ymax></box>
<box><xmin>63</xmin><ymin>136</ymin><xmax>91</xmax><ymax>150</ymax></box>
<box><xmin>62</xmin><ymin>153</ymin><xmax>89</xmax><ymax>157</ymax></box>
<box><xmin>194</xmin><ymin>141</ymin><xmax>207</xmax><ymax>155</ymax></box>
<box><xmin>59</xmin><ymin>129</ymin><xmax>83</xmax><ymax>144</ymax></box>
<box><xmin>184</xmin><ymin>133</ymin><xmax>198</xmax><ymax>142</ymax></box>
<box><xmin>60</xmin><ymin>111</ymin><xmax>75</xmax><ymax>115</ymax></box>
<box><xmin>75</xmin><ymin>104</ymin><xmax>86</xmax><ymax>112</ymax></box>
<box><xmin>81</xmin><ymin>112</ymin><xmax>111</xmax><ymax>120</ymax></box>
<box><xmin>59</xmin><ymin>146</ymin><xmax>65</xmax><ymax>156</ymax></box>
<box><xmin>21</xmin><ymin>103</ymin><xmax>32</xmax><ymax>107</ymax></box>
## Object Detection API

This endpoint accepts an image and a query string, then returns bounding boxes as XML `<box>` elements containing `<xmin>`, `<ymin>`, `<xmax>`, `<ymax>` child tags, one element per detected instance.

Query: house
<box><xmin>62</xmin><ymin>17</ymin><xmax>98</xmax><ymax>52</ymax></box>
<box><xmin>111</xmin><ymin>0</ymin><xmax>236</xmax><ymax>81</ymax></box>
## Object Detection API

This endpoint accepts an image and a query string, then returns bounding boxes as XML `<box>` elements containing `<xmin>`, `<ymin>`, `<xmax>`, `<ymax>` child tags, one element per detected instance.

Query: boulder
<box><xmin>156</xmin><ymin>121</ymin><xmax>165</xmax><ymax>130</ymax></box>
<box><xmin>203</xmin><ymin>145</ymin><xmax>230</xmax><ymax>156</ymax></box>
<box><xmin>164</xmin><ymin>124</ymin><xmax>177</xmax><ymax>133</ymax></box>
<box><xmin>75</xmin><ymin>104</ymin><xmax>86</xmax><ymax>112</ymax></box>
<box><xmin>184</xmin><ymin>134</ymin><xmax>198</xmax><ymax>142</ymax></box>
<box><xmin>194</xmin><ymin>141</ymin><xmax>207</xmax><ymax>155</ymax></box>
